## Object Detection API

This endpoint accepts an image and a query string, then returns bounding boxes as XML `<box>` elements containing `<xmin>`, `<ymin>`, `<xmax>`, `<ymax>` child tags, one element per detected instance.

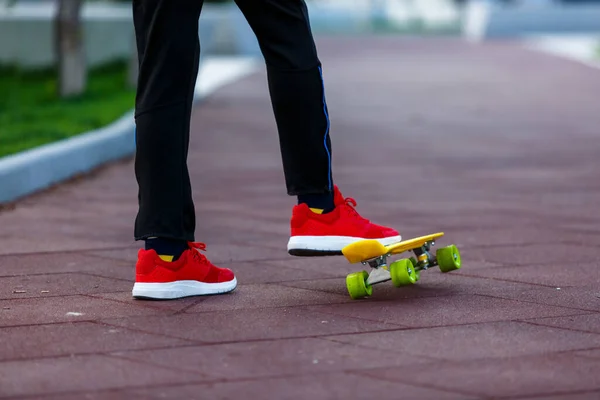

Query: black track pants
<box><xmin>133</xmin><ymin>0</ymin><xmax>333</xmax><ymax>241</ymax></box>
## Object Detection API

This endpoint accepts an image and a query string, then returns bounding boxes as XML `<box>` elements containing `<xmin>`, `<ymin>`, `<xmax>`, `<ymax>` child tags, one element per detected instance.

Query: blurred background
<box><xmin>0</xmin><ymin>0</ymin><xmax>599</xmax><ymax>202</ymax></box>
<box><xmin>1</xmin><ymin>3</ymin><xmax>599</xmax><ymax>396</ymax></box>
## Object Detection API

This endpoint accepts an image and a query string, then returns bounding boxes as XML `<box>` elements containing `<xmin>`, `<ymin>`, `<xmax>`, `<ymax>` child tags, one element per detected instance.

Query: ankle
<box><xmin>298</xmin><ymin>192</ymin><xmax>335</xmax><ymax>214</ymax></box>
<box><xmin>145</xmin><ymin>237</ymin><xmax>188</xmax><ymax>261</ymax></box>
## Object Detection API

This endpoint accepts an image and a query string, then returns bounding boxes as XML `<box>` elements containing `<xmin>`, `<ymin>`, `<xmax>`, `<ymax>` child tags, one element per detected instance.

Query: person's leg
<box><xmin>235</xmin><ymin>0</ymin><xmax>401</xmax><ymax>255</ymax></box>
<box><xmin>234</xmin><ymin>0</ymin><xmax>333</xmax><ymax>202</ymax></box>
<box><xmin>133</xmin><ymin>0</ymin><xmax>200</xmax><ymax>247</ymax></box>
<box><xmin>131</xmin><ymin>0</ymin><xmax>236</xmax><ymax>299</ymax></box>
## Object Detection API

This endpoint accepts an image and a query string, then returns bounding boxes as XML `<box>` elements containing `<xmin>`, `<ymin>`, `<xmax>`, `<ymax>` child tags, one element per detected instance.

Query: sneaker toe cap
<box><xmin>218</xmin><ymin>268</ymin><xmax>236</xmax><ymax>283</ymax></box>
<box><xmin>383</xmin><ymin>226</ymin><xmax>400</xmax><ymax>237</ymax></box>
<box><xmin>368</xmin><ymin>224</ymin><xmax>399</xmax><ymax>238</ymax></box>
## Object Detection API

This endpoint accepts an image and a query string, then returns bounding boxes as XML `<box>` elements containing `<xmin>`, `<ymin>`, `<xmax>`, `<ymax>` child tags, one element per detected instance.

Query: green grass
<box><xmin>0</xmin><ymin>60</ymin><xmax>136</xmax><ymax>159</ymax></box>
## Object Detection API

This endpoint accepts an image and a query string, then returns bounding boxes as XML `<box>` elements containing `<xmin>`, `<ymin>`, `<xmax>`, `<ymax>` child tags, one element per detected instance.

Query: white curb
<box><xmin>525</xmin><ymin>35</ymin><xmax>600</xmax><ymax>71</ymax></box>
<box><xmin>0</xmin><ymin>56</ymin><xmax>259</xmax><ymax>205</ymax></box>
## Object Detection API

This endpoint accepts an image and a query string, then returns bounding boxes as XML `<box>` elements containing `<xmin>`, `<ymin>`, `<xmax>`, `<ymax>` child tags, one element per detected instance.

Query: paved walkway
<box><xmin>1</xmin><ymin>37</ymin><xmax>599</xmax><ymax>399</ymax></box>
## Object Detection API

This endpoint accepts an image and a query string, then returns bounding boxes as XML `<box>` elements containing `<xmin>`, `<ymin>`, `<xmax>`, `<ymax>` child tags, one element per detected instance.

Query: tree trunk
<box><xmin>55</xmin><ymin>0</ymin><xmax>86</xmax><ymax>97</ymax></box>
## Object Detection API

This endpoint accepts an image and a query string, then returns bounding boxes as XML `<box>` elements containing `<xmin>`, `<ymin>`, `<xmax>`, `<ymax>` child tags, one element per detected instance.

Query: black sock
<box><xmin>145</xmin><ymin>237</ymin><xmax>187</xmax><ymax>261</ymax></box>
<box><xmin>298</xmin><ymin>192</ymin><xmax>335</xmax><ymax>214</ymax></box>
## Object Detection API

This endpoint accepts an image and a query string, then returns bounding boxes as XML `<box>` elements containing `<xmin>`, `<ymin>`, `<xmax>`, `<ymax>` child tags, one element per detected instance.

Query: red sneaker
<box><xmin>287</xmin><ymin>185</ymin><xmax>401</xmax><ymax>256</ymax></box>
<box><xmin>132</xmin><ymin>242</ymin><xmax>237</xmax><ymax>299</ymax></box>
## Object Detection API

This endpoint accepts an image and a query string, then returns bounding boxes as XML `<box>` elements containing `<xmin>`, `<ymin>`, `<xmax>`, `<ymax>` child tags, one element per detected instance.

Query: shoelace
<box><xmin>342</xmin><ymin>197</ymin><xmax>370</xmax><ymax>222</ymax></box>
<box><xmin>187</xmin><ymin>241</ymin><xmax>209</xmax><ymax>263</ymax></box>
<box><xmin>345</xmin><ymin>197</ymin><xmax>357</xmax><ymax>208</ymax></box>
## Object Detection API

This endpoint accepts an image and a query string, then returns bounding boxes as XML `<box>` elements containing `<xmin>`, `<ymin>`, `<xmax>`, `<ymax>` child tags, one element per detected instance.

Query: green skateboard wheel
<box><xmin>409</xmin><ymin>257</ymin><xmax>420</xmax><ymax>281</ymax></box>
<box><xmin>346</xmin><ymin>271</ymin><xmax>373</xmax><ymax>299</ymax></box>
<box><xmin>437</xmin><ymin>245</ymin><xmax>461</xmax><ymax>272</ymax></box>
<box><xmin>390</xmin><ymin>259</ymin><xmax>417</xmax><ymax>287</ymax></box>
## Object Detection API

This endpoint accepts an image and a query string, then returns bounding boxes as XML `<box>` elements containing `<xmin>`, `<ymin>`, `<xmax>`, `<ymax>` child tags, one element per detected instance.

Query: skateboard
<box><xmin>341</xmin><ymin>232</ymin><xmax>461</xmax><ymax>299</ymax></box>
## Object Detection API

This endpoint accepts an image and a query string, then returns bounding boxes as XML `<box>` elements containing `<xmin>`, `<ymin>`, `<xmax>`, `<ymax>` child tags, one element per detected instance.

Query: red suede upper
<box><xmin>135</xmin><ymin>242</ymin><xmax>235</xmax><ymax>284</ymax></box>
<box><xmin>290</xmin><ymin>185</ymin><xmax>399</xmax><ymax>239</ymax></box>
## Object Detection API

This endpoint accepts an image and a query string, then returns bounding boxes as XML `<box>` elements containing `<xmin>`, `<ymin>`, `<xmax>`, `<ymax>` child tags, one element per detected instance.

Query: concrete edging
<box><xmin>0</xmin><ymin>56</ymin><xmax>259</xmax><ymax>205</ymax></box>
<box><xmin>462</xmin><ymin>1</ymin><xmax>600</xmax><ymax>41</ymax></box>
<box><xmin>524</xmin><ymin>35</ymin><xmax>600</xmax><ymax>71</ymax></box>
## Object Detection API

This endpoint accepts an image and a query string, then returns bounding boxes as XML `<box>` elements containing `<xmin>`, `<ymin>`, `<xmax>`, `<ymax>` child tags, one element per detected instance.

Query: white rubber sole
<box><xmin>287</xmin><ymin>235</ymin><xmax>402</xmax><ymax>254</ymax></box>
<box><xmin>132</xmin><ymin>278</ymin><xmax>237</xmax><ymax>300</ymax></box>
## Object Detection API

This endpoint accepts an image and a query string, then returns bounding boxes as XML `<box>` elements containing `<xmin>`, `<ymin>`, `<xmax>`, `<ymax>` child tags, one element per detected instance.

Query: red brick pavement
<box><xmin>1</xmin><ymin>37</ymin><xmax>599</xmax><ymax>399</ymax></box>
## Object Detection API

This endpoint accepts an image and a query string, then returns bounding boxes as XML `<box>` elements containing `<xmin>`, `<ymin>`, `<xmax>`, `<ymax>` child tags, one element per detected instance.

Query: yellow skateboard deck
<box><xmin>343</xmin><ymin>232</ymin><xmax>445</xmax><ymax>264</ymax></box>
